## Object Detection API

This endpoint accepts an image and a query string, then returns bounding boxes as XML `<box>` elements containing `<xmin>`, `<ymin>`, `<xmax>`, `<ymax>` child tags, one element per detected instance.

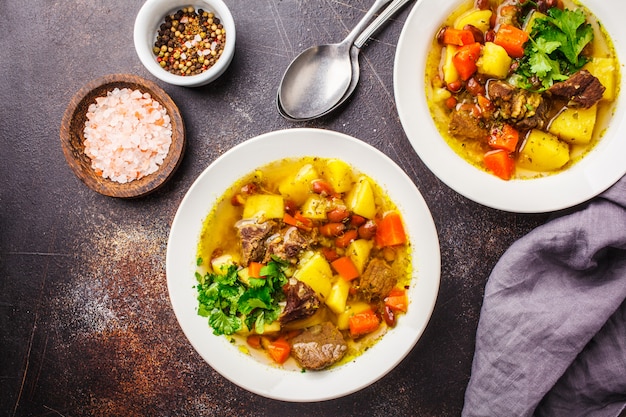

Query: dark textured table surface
<box><xmin>1</xmin><ymin>1</ymin><xmax>550</xmax><ymax>416</ymax></box>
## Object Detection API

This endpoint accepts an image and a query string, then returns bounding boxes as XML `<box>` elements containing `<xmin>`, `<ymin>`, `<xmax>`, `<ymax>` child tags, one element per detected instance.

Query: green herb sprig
<box><xmin>195</xmin><ymin>256</ymin><xmax>289</xmax><ymax>336</ymax></box>
<box><xmin>513</xmin><ymin>7</ymin><xmax>594</xmax><ymax>91</ymax></box>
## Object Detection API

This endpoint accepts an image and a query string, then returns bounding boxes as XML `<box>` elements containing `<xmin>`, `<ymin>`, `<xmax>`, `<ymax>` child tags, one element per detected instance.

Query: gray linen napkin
<box><xmin>462</xmin><ymin>175</ymin><xmax>626</xmax><ymax>417</ymax></box>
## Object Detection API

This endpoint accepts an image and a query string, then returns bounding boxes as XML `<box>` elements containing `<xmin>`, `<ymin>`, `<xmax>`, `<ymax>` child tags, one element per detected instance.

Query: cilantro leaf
<box><xmin>528</xmin><ymin>38</ymin><xmax>562</xmax><ymax>77</ymax></box>
<box><xmin>212</xmin><ymin>266</ymin><xmax>239</xmax><ymax>286</ymax></box>
<box><xmin>238</xmin><ymin>286</ymin><xmax>273</xmax><ymax>315</ymax></box>
<box><xmin>195</xmin><ymin>258</ymin><xmax>289</xmax><ymax>336</ymax></box>
<box><xmin>513</xmin><ymin>7</ymin><xmax>594</xmax><ymax>91</ymax></box>
<box><xmin>245</xmin><ymin>304</ymin><xmax>282</xmax><ymax>334</ymax></box>
<box><xmin>546</xmin><ymin>8</ymin><xmax>593</xmax><ymax>66</ymax></box>
<box><xmin>208</xmin><ymin>309</ymin><xmax>242</xmax><ymax>335</ymax></box>
<box><xmin>248</xmin><ymin>277</ymin><xmax>268</xmax><ymax>288</ymax></box>
<box><xmin>260</xmin><ymin>256</ymin><xmax>290</xmax><ymax>290</ymax></box>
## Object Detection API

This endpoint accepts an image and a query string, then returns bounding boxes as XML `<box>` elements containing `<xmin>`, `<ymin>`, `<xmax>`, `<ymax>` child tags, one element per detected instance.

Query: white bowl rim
<box><xmin>166</xmin><ymin>128</ymin><xmax>441</xmax><ymax>401</ymax></box>
<box><xmin>134</xmin><ymin>0</ymin><xmax>236</xmax><ymax>87</ymax></box>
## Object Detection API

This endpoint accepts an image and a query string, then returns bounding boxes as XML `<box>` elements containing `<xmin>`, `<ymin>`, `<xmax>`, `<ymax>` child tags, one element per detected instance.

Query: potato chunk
<box><xmin>477</xmin><ymin>42</ymin><xmax>511</xmax><ymax>79</ymax></box>
<box><xmin>278</xmin><ymin>163</ymin><xmax>319</xmax><ymax>206</ymax></box>
<box><xmin>325</xmin><ymin>159</ymin><xmax>354</xmax><ymax>193</ymax></box>
<box><xmin>454</xmin><ymin>9</ymin><xmax>492</xmax><ymax>32</ymax></box>
<box><xmin>548</xmin><ymin>105</ymin><xmax>597</xmax><ymax>145</ymax></box>
<box><xmin>326</xmin><ymin>278</ymin><xmax>351</xmax><ymax>315</ymax></box>
<box><xmin>518</xmin><ymin>129</ymin><xmax>570</xmax><ymax>171</ymax></box>
<box><xmin>442</xmin><ymin>45</ymin><xmax>459</xmax><ymax>84</ymax></box>
<box><xmin>294</xmin><ymin>252</ymin><xmax>333</xmax><ymax>299</ymax></box>
<box><xmin>242</xmin><ymin>194</ymin><xmax>284</xmax><ymax>219</ymax></box>
<box><xmin>300</xmin><ymin>194</ymin><xmax>329</xmax><ymax>220</ymax></box>
<box><xmin>211</xmin><ymin>254</ymin><xmax>235</xmax><ymax>274</ymax></box>
<box><xmin>346</xmin><ymin>239</ymin><xmax>373</xmax><ymax>275</ymax></box>
<box><xmin>583</xmin><ymin>57</ymin><xmax>616</xmax><ymax>101</ymax></box>
<box><xmin>346</xmin><ymin>175</ymin><xmax>376</xmax><ymax>219</ymax></box>
<box><xmin>431</xmin><ymin>87</ymin><xmax>452</xmax><ymax>104</ymax></box>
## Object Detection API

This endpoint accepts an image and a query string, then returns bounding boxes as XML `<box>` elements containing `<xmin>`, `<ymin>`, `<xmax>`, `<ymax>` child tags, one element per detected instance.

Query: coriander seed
<box><xmin>153</xmin><ymin>6</ymin><xmax>226</xmax><ymax>76</ymax></box>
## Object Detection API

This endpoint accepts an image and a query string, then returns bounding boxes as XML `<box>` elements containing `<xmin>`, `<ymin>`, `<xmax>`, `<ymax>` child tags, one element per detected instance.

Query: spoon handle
<box><xmin>343</xmin><ymin>0</ymin><xmax>394</xmax><ymax>47</ymax></box>
<box><xmin>354</xmin><ymin>0</ymin><xmax>416</xmax><ymax>49</ymax></box>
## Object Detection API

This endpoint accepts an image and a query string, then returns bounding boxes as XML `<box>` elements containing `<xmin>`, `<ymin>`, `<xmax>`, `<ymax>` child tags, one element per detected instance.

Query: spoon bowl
<box><xmin>278</xmin><ymin>0</ymin><xmax>391</xmax><ymax>120</ymax></box>
<box><xmin>278</xmin><ymin>43</ymin><xmax>353</xmax><ymax>120</ymax></box>
<box><xmin>277</xmin><ymin>45</ymin><xmax>360</xmax><ymax>121</ymax></box>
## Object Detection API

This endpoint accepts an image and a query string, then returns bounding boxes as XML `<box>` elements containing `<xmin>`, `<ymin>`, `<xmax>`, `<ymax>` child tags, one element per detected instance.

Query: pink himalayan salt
<box><xmin>83</xmin><ymin>88</ymin><xmax>172</xmax><ymax>184</ymax></box>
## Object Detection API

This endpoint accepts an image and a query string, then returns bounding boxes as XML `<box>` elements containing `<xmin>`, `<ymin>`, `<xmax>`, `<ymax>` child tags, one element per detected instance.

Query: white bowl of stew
<box><xmin>395</xmin><ymin>0</ymin><xmax>625</xmax><ymax>213</ymax></box>
<box><xmin>166</xmin><ymin>128</ymin><xmax>440</xmax><ymax>401</ymax></box>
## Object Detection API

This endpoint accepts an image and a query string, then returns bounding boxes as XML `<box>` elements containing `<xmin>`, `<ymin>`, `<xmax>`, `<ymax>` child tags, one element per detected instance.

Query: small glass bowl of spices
<box><xmin>134</xmin><ymin>0</ymin><xmax>235</xmax><ymax>87</ymax></box>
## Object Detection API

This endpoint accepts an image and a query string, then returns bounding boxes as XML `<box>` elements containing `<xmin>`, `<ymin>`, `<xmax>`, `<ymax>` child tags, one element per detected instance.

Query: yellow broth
<box><xmin>425</xmin><ymin>0</ymin><xmax>620</xmax><ymax>179</ymax></box>
<box><xmin>196</xmin><ymin>156</ymin><xmax>412</xmax><ymax>371</ymax></box>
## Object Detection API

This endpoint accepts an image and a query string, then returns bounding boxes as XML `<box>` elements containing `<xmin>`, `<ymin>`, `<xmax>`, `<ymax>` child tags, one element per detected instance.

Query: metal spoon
<box><xmin>277</xmin><ymin>0</ymin><xmax>392</xmax><ymax>120</ymax></box>
<box><xmin>277</xmin><ymin>45</ymin><xmax>360</xmax><ymax>121</ymax></box>
<box><xmin>277</xmin><ymin>0</ymin><xmax>416</xmax><ymax>121</ymax></box>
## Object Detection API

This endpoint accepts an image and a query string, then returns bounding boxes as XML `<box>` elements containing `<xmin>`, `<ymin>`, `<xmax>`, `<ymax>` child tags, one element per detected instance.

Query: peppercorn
<box><xmin>152</xmin><ymin>7</ymin><xmax>226</xmax><ymax>76</ymax></box>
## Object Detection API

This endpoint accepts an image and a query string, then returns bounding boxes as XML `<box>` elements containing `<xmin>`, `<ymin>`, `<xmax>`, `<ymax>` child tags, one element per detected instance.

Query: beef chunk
<box><xmin>513</xmin><ymin>98</ymin><xmax>548</xmax><ymax>130</ymax></box>
<box><xmin>487</xmin><ymin>80</ymin><xmax>546</xmax><ymax>128</ymax></box>
<box><xmin>359</xmin><ymin>258</ymin><xmax>397</xmax><ymax>302</ymax></box>
<box><xmin>263</xmin><ymin>226</ymin><xmax>313</xmax><ymax>264</ymax></box>
<box><xmin>449</xmin><ymin>109</ymin><xmax>489</xmax><ymax>141</ymax></box>
<box><xmin>280</xmin><ymin>278</ymin><xmax>320</xmax><ymax>324</ymax></box>
<box><xmin>487</xmin><ymin>79</ymin><xmax>516</xmax><ymax>101</ymax></box>
<box><xmin>513</xmin><ymin>113</ymin><xmax>543</xmax><ymax>130</ymax></box>
<box><xmin>234</xmin><ymin>219</ymin><xmax>277</xmax><ymax>264</ymax></box>
<box><xmin>290</xmin><ymin>322</ymin><xmax>348</xmax><ymax>370</ymax></box>
<box><xmin>548</xmin><ymin>70</ymin><xmax>605</xmax><ymax>108</ymax></box>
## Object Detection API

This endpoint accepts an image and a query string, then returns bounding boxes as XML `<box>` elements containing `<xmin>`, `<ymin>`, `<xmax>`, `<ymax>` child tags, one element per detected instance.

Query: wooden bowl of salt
<box><xmin>60</xmin><ymin>73</ymin><xmax>185</xmax><ymax>198</ymax></box>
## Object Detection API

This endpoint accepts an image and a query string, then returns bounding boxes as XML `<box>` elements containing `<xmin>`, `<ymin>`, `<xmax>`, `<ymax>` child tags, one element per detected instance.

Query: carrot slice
<box><xmin>442</xmin><ymin>28</ymin><xmax>475</xmax><ymax>46</ymax></box>
<box><xmin>375</xmin><ymin>211</ymin><xmax>407</xmax><ymax>247</ymax></box>
<box><xmin>349</xmin><ymin>309</ymin><xmax>380</xmax><ymax>338</ymax></box>
<box><xmin>494</xmin><ymin>24</ymin><xmax>528</xmax><ymax>58</ymax></box>
<box><xmin>283</xmin><ymin>211</ymin><xmax>313</xmax><ymax>231</ymax></box>
<box><xmin>283</xmin><ymin>212</ymin><xmax>298</xmax><ymax>227</ymax></box>
<box><xmin>484</xmin><ymin>149</ymin><xmax>515</xmax><ymax>180</ymax></box>
<box><xmin>452</xmin><ymin>42</ymin><xmax>481</xmax><ymax>80</ymax></box>
<box><xmin>331</xmin><ymin>256</ymin><xmax>360</xmax><ymax>281</ymax></box>
<box><xmin>477</xmin><ymin>95</ymin><xmax>494</xmax><ymax>118</ymax></box>
<box><xmin>294</xmin><ymin>211</ymin><xmax>314</xmax><ymax>231</ymax></box>
<box><xmin>248</xmin><ymin>261</ymin><xmax>265</xmax><ymax>279</ymax></box>
<box><xmin>384</xmin><ymin>289</ymin><xmax>408</xmax><ymax>313</ymax></box>
<box><xmin>488</xmin><ymin>123</ymin><xmax>519</xmax><ymax>153</ymax></box>
<box><xmin>388</xmin><ymin>287</ymin><xmax>406</xmax><ymax>297</ymax></box>
<box><xmin>266</xmin><ymin>337</ymin><xmax>291</xmax><ymax>364</ymax></box>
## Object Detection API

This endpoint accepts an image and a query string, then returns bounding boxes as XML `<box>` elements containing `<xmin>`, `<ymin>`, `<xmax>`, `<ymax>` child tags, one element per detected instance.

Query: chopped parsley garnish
<box><xmin>512</xmin><ymin>7</ymin><xmax>594</xmax><ymax>92</ymax></box>
<box><xmin>195</xmin><ymin>256</ymin><xmax>289</xmax><ymax>336</ymax></box>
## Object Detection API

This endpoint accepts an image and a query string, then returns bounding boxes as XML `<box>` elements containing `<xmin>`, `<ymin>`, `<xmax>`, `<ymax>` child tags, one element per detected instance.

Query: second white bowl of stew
<box><xmin>395</xmin><ymin>0</ymin><xmax>626</xmax><ymax>212</ymax></box>
<box><xmin>166</xmin><ymin>128</ymin><xmax>441</xmax><ymax>401</ymax></box>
